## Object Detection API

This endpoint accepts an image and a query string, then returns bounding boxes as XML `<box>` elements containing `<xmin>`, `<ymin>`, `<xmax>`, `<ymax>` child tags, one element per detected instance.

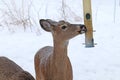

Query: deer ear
<box><xmin>39</xmin><ymin>19</ymin><xmax>51</xmax><ymax>32</ymax></box>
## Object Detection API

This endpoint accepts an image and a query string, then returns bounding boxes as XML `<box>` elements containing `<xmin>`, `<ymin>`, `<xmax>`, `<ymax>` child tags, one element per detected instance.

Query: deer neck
<box><xmin>52</xmin><ymin>38</ymin><xmax>69</xmax><ymax>61</ymax></box>
<box><xmin>50</xmin><ymin>38</ymin><xmax>69</xmax><ymax>79</ymax></box>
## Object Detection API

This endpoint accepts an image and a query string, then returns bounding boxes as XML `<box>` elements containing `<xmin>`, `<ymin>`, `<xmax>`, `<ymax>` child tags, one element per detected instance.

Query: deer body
<box><xmin>34</xmin><ymin>19</ymin><xmax>86</xmax><ymax>80</ymax></box>
<box><xmin>0</xmin><ymin>57</ymin><xmax>35</xmax><ymax>80</ymax></box>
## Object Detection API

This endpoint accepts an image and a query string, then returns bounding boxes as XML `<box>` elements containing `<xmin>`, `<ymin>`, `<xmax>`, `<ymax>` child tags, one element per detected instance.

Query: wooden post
<box><xmin>83</xmin><ymin>0</ymin><xmax>94</xmax><ymax>47</ymax></box>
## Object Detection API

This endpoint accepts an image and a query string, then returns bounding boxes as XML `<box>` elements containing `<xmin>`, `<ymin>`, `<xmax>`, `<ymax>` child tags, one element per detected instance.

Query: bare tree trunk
<box><xmin>119</xmin><ymin>0</ymin><xmax>120</xmax><ymax>6</ymax></box>
<box><xmin>61</xmin><ymin>0</ymin><xmax>66</xmax><ymax>20</ymax></box>
<box><xmin>114</xmin><ymin>0</ymin><xmax>116</xmax><ymax>23</ymax></box>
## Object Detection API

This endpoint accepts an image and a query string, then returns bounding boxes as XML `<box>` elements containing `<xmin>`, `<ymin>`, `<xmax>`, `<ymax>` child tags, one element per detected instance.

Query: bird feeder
<box><xmin>83</xmin><ymin>0</ymin><xmax>94</xmax><ymax>47</ymax></box>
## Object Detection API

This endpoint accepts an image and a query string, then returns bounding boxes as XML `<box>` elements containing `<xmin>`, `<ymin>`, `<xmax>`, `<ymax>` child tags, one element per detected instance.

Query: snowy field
<box><xmin>1</xmin><ymin>0</ymin><xmax>120</xmax><ymax>80</ymax></box>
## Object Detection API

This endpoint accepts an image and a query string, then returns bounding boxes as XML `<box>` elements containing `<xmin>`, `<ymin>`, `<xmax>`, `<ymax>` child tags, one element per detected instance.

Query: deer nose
<box><xmin>80</xmin><ymin>25</ymin><xmax>87</xmax><ymax>33</ymax></box>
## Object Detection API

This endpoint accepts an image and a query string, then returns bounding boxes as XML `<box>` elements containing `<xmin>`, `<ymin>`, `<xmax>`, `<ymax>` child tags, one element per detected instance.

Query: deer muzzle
<box><xmin>79</xmin><ymin>25</ymin><xmax>87</xmax><ymax>34</ymax></box>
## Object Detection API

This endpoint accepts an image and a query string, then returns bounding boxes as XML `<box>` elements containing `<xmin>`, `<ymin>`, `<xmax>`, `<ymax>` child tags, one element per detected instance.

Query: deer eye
<box><xmin>61</xmin><ymin>25</ymin><xmax>67</xmax><ymax>30</ymax></box>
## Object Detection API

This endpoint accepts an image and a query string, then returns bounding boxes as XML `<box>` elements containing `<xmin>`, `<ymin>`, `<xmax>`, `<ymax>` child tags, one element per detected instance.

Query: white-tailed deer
<box><xmin>0</xmin><ymin>56</ymin><xmax>35</xmax><ymax>80</ymax></box>
<box><xmin>34</xmin><ymin>19</ymin><xmax>87</xmax><ymax>80</ymax></box>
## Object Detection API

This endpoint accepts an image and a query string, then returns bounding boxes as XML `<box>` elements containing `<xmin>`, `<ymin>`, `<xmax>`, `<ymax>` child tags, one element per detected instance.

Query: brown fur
<box><xmin>0</xmin><ymin>57</ymin><xmax>35</xmax><ymax>80</ymax></box>
<box><xmin>34</xmin><ymin>19</ymin><xmax>86</xmax><ymax>80</ymax></box>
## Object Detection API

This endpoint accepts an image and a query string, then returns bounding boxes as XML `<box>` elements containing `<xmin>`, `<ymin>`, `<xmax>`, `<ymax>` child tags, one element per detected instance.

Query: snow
<box><xmin>1</xmin><ymin>0</ymin><xmax>120</xmax><ymax>80</ymax></box>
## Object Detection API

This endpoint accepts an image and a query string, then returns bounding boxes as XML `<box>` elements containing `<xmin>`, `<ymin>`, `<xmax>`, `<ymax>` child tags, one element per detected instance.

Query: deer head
<box><xmin>40</xmin><ymin>19</ymin><xmax>87</xmax><ymax>41</ymax></box>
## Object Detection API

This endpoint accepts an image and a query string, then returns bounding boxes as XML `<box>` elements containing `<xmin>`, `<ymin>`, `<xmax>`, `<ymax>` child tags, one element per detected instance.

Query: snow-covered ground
<box><xmin>1</xmin><ymin>0</ymin><xmax>120</xmax><ymax>80</ymax></box>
